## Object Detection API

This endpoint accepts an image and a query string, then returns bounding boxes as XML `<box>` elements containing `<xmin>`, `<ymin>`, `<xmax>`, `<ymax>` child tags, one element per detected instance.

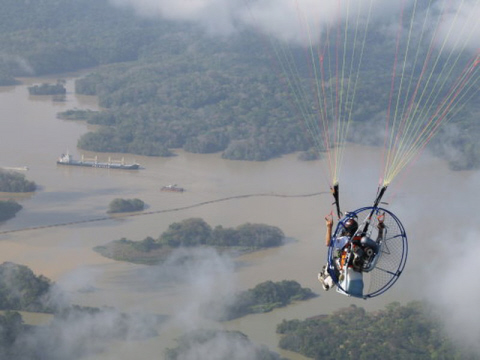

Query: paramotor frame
<box><xmin>327</xmin><ymin>206</ymin><xmax>408</xmax><ymax>299</ymax></box>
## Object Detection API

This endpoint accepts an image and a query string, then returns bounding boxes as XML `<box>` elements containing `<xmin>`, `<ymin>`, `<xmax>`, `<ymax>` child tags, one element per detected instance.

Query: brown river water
<box><xmin>0</xmin><ymin>74</ymin><xmax>479</xmax><ymax>359</ymax></box>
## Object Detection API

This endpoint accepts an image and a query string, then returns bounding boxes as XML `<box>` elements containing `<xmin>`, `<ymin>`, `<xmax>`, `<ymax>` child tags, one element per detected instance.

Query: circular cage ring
<box><xmin>327</xmin><ymin>206</ymin><xmax>408</xmax><ymax>299</ymax></box>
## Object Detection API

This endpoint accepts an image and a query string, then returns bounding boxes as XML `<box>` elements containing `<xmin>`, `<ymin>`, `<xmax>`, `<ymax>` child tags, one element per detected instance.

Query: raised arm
<box><xmin>325</xmin><ymin>216</ymin><xmax>333</xmax><ymax>246</ymax></box>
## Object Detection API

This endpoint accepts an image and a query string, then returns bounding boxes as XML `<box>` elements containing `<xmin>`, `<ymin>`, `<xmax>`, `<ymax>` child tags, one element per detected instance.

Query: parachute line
<box><xmin>382</xmin><ymin>0</ymin><xmax>480</xmax><ymax>185</ymax></box>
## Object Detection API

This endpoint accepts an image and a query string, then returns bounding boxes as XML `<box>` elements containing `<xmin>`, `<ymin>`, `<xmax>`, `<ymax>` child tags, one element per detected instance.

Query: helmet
<box><xmin>344</xmin><ymin>218</ymin><xmax>358</xmax><ymax>235</ymax></box>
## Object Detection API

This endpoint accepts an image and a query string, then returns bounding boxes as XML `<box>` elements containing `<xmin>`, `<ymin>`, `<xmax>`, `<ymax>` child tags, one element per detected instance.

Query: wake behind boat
<box><xmin>57</xmin><ymin>152</ymin><xmax>140</xmax><ymax>170</ymax></box>
<box><xmin>0</xmin><ymin>166</ymin><xmax>29</xmax><ymax>171</ymax></box>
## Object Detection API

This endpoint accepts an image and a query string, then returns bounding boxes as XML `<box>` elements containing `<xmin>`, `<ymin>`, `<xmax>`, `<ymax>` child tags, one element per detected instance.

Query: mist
<box><xmin>390</xmin><ymin>152</ymin><xmax>480</xmax><ymax>355</ymax></box>
<box><xmin>134</xmin><ymin>247</ymin><xmax>238</xmax><ymax>329</ymax></box>
<box><xmin>108</xmin><ymin>0</ymin><xmax>404</xmax><ymax>42</ymax></box>
<box><xmin>108</xmin><ymin>0</ymin><xmax>479</xmax><ymax>50</ymax></box>
<box><xmin>434</xmin><ymin>0</ymin><xmax>480</xmax><ymax>52</ymax></box>
<box><xmin>429</xmin><ymin>231</ymin><xmax>480</xmax><ymax>354</ymax></box>
<box><xmin>0</xmin><ymin>54</ymin><xmax>34</xmax><ymax>75</ymax></box>
<box><xmin>11</xmin><ymin>307</ymin><xmax>160</xmax><ymax>360</ymax></box>
<box><xmin>20</xmin><ymin>247</ymin><xmax>258</xmax><ymax>359</ymax></box>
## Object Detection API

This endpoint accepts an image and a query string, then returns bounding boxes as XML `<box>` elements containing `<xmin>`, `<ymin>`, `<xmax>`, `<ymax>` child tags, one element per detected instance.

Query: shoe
<box><xmin>318</xmin><ymin>273</ymin><xmax>330</xmax><ymax>291</ymax></box>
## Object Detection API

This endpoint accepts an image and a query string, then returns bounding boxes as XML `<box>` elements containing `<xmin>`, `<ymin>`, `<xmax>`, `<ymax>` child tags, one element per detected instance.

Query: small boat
<box><xmin>161</xmin><ymin>184</ymin><xmax>185</xmax><ymax>192</ymax></box>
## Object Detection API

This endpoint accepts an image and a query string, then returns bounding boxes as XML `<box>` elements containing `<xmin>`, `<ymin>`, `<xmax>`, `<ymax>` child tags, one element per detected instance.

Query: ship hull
<box><xmin>56</xmin><ymin>161</ymin><xmax>140</xmax><ymax>170</ymax></box>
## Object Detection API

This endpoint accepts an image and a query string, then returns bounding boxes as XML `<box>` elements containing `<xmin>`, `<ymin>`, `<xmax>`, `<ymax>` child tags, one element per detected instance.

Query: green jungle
<box><xmin>1</xmin><ymin>0</ymin><xmax>479</xmax><ymax>168</ymax></box>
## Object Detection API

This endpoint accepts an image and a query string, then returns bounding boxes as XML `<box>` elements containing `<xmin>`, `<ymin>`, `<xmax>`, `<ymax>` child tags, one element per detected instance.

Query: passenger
<box><xmin>318</xmin><ymin>214</ymin><xmax>385</xmax><ymax>292</ymax></box>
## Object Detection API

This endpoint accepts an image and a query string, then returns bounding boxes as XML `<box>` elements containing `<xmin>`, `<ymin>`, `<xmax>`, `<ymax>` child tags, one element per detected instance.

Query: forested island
<box><xmin>276</xmin><ymin>301</ymin><xmax>478</xmax><ymax>360</ymax></box>
<box><xmin>0</xmin><ymin>262</ymin><xmax>163</xmax><ymax>359</ymax></box>
<box><xmin>0</xmin><ymin>262</ymin><xmax>52</xmax><ymax>312</ymax></box>
<box><xmin>94</xmin><ymin>218</ymin><xmax>285</xmax><ymax>264</ymax></box>
<box><xmin>57</xmin><ymin>109</ymin><xmax>95</xmax><ymax>121</ymax></box>
<box><xmin>0</xmin><ymin>262</ymin><xmax>477</xmax><ymax>359</ymax></box>
<box><xmin>0</xmin><ymin>170</ymin><xmax>34</xmax><ymax>222</ymax></box>
<box><xmin>0</xmin><ymin>170</ymin><xmax>36</xmax><ymax>192</ymax></box>
<box><xmin>205</xmin><ymin>280</ymin><xmax>316</xmax><ymax>321</ymax></box>
<box><xmin>28</xmin><ymin>80</ymin><xmax>66</xmax><ymax>95</ymax></box>
<box><xmin>0</xmin><ymin>0</ymin><xmax>478</xmax><ymax>168</ymax></box>
<box><xmin>0</xmin><ymin>200</ymin><xmax>22</xmax><ymax>222</ymax></box>
<box><xmin>107</xmin><ymin>198</ymin><xmax>145</xmax><ymax>214</ymax></box>
<box><xmin>165</xmin><ymin>329</ymin><xmax>286</xmax><ymax>360</ymax></box>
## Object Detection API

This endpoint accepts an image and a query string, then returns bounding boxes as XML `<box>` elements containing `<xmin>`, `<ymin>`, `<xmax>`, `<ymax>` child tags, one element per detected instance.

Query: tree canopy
<box><xmin>276</xmin><ymin>301</ymin><xmax>478</xmax><ymax>360</ymax></box>
<box><xmin>206</xmin><ymin>280</ymin><xmax>316</xmax><ymax>321</ymax></box>
<box><xmin>94</xmin><ymin>218</ymin><xmax>285</xmax><ymax>264</ymax></box>
<box><xmin>0</xmin><ymin>262</ymin><xmax>53</xmax><ymax>313</ymax></box>
<box><xmin>0</xmin><ymin>170</ymin><xmax>36</xmax><ymax>192</ymax></box>
<box><xmin>107</xmin><ymin>198</ymin><xmax>145</xmax><ymax>213</ymax></box>
<box><xmin>0</xmin><ymin>200</ymin><xmax>22</xmax><ymax>222</ymax></box>
<box><xmin>158</xmin><ymin>218</ymin><xmax>285</xmax><ymax>249</ymax></box>
<box><xmin>28</xmin><ymin>81</ymin><xmax>66</xmax><ymax>95</ymax></box>
<box><xmin>0</xmin><ymin>0</ymin><xmax>478</xmax><ymax>167</ymax></box>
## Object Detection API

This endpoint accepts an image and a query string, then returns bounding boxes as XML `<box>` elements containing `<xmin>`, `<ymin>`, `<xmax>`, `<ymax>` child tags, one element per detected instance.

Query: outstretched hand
<box><xmin>325</xmin><ymin>213</ymin><xmax>333</xmax><ymax>228</ymax></box>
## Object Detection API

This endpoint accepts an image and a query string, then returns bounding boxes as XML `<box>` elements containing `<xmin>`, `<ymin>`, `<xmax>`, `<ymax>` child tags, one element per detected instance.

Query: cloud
<box><xmin>0</xmin><ymin>246</ymin><xmax>241</xmax><ymax>359</ymax></box>
<box><xmin>12</xmin><ymin>307</ymin><xmax>160</xmax><ymax>359</ymax></box>
<box><xmin>161</xmin><ymin>247</ymin><xmax>237</xmax><ymax>330</ymax></box>
<box><xmin>169</xmin><ymin>330</ymin><xmax>270</xmax><ymax>360</ymax></box>
<box><xmin>0</xmin><ymin>54</ymin><xmax>34</xmax><ymax>75</ymax></box>
<box><xmin>425</xmin><ymin>229</ymin><xmax>480</xmax><ymax>354</ymax></box>
<box><xmin>108</xmin><ymin>0</ymin><xmax>479</xmax><ymax>53</ymax></box>
<box><xmin>241</xmin><ymin>0</ymin><xmax>413</xmax><ymax>44</ymax></box>
<box><xmin>109</xmin><ymin>0</ymin><xmax>384</xmax><ymax>43</ymax></box>
<box><xmin>110</xmin><ymin>0</ymin><xmax>245</xmax><ymax>35</ymax></box>
<box><xmin>398</xmin><ymin>167</ymin><xmax>480</xmax><ymax>355</ymax></box>
<box><xmin>105</xmin><ymin>0</ymin><xmax>410</xmax><ymax>43</ymax></box>
<box><xmin>56</xmin><ymin>265</ymin><xmax>102</xmax><ymax>294</ymax></box>
<box><xmin>433</xmin><ymin>0</ymin><xmax>480</xmax><ymax>53</ymax></box>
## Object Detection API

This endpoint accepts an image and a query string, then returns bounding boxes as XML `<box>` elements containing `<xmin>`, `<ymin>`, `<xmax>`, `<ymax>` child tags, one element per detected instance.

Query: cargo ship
<box><xmin>57</xmin><ymin>152</ymin><xmax>140</xmax><ymax>170</ymax></box>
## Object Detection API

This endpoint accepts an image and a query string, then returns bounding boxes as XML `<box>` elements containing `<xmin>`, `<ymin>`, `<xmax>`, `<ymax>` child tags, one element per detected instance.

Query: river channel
<box><xmin>0</xmin><ymin>74</ymin><xmax>479</xmax><ymax>359</ymax></box>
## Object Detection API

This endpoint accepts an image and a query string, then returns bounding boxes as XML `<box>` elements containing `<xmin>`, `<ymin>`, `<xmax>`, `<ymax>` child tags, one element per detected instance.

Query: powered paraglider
<box><xmin>327</xmin><ymin>207</ymin><xmax>408</xmax><ymax>299</ymax></box>
<box><xmin>246</xmin><ymin>0</ymin><xmax>479</xmax><ymax>298</ymax></box>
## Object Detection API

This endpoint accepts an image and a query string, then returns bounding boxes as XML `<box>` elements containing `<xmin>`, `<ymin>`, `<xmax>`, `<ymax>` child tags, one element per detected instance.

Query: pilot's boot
<box><xmin>318</xmin><ymin>266</ymin><xmax>334</xmax><ymax>290</ymax></box>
